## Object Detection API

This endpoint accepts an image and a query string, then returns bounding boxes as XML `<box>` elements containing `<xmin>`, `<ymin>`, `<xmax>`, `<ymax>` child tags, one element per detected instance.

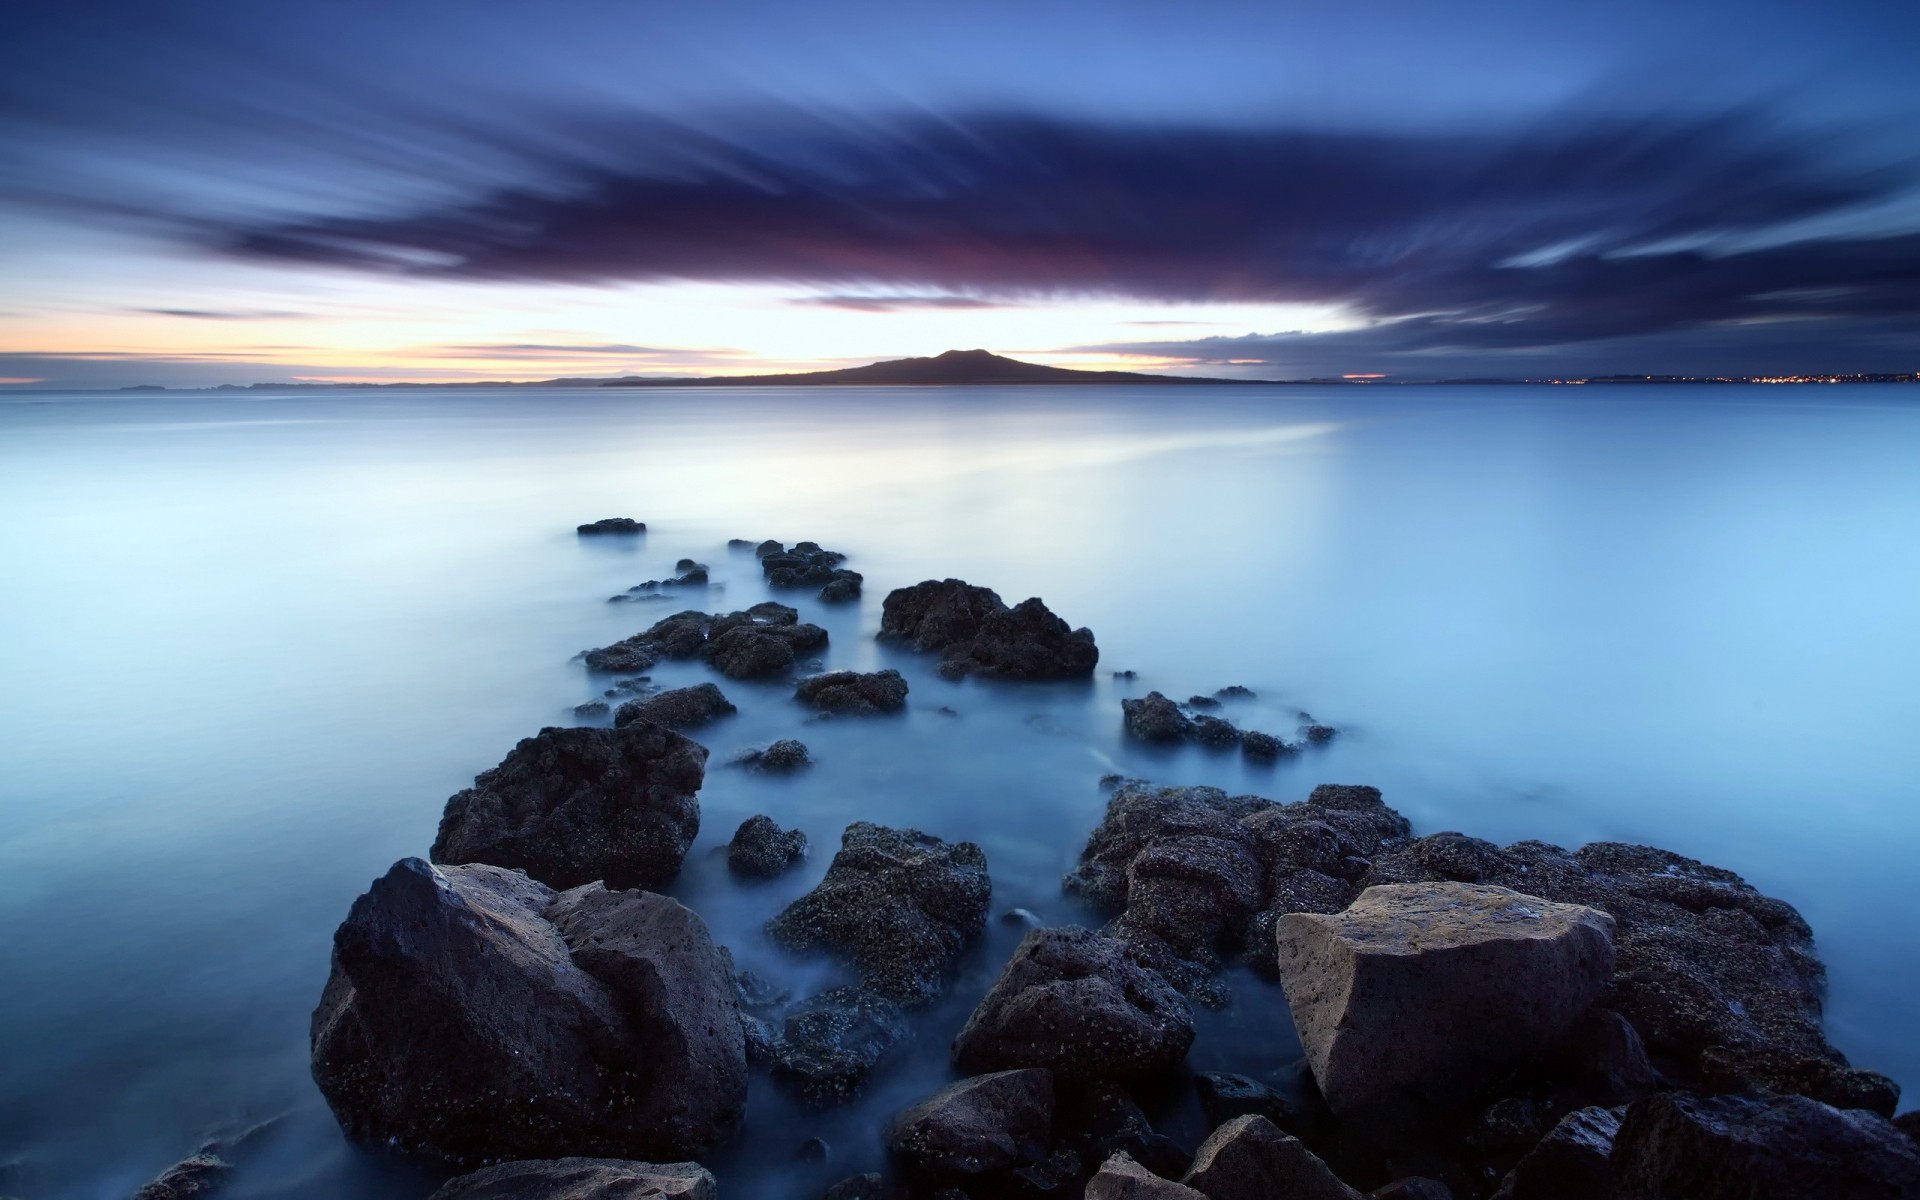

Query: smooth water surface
<box><xmin>1</xmin><ymin>383</ymin><xmax>1916</xmax><ymax>1197</ymax></box>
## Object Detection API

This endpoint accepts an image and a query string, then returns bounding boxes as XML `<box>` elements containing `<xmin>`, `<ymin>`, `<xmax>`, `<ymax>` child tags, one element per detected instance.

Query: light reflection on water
<box><xmin>0</xmin><ymin>384</ymin><xmax>1915</xmax><ymax>1197</ymax></box>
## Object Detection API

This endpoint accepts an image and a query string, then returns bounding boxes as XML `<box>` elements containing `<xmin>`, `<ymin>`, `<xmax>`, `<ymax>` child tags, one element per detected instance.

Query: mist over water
<box><xmin>1</xmin><ymin>383</ymin><xmax>1916</xmax><ymax>1197</ymax></box>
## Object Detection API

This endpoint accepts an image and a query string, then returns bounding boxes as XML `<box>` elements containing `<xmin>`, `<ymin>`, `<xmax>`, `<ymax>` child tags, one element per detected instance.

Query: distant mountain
<box><xmin>598</xmin><ymin>348</ymin><xmax>1242</xmax><ymax>387</ymax></box>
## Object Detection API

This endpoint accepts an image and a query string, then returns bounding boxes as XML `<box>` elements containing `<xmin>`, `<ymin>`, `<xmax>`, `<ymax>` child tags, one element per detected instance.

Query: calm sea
<box><xmin>1</xmin><ymin>383</ymin><xmax>1915</xmax><ymax>1197</ymax></box>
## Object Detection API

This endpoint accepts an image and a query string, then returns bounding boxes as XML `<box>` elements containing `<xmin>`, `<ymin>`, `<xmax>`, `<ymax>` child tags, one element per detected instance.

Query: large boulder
<box><xmin>1274</xmin><ymin>882</ymin><xmax>1616</xmax><ymax>1114</ymax></box>
<box><xmin>1086</xmin><ymin>1153</ymin><xmax>1207</xmax><ymax>1199</ymax></box>
<box><xmin>888</xmin><ymin>1069</ymin><xmax>1055</xmax><ymax>1186</ymax></box>
<box><xmin>1181</xmin><ymin>1115</ymin><xmax>1362</xmax><ymax>1200</ymax></box>
<box><xmin>431</xmin><ymin>722</ymin><xmax>705</xmax><ymax>890</ymax></box>
<box><xmin>1489</xmin><ymin>1105</ymin><xmax>1621</xmax><ymax>1200</ymax></box>
<box><xmin>767</xmin><ymin>823</ymin><xmax>991</xmax><ymax>1006</ymax></box>
<box><xmin>312</xmin><ymin>860</ymin><xmax>644</xmax><ymax>1161</ymax></box>
<box><xmin>543</xmin><ymin>884</ymin><xmax>748</xmax><ymax>1155</ymax></box>
<box><xmin>794</xmin><ymin>669</ymin><xmax>909</xmax><ymax>713</ymax></box>
<box><xmin>613</xmin><ymin>683</ymin><xmax>737</xmax><ymax>730</ymax></box>
<box><xmin>878</xmin><ymin>578</ymin><xmax>1098</xmax><ymax>680</ymax></box>
<box><xmin>1361</xmin><ymin>834</ymin><xmax>1897</xmax><ymax>1112</ymax></box>
<box><xmin>952</xmin><ymin>926</ymin><xmax>1194</xmax><ymax>1082</ymax></box>
<box><xmin>428</xmin><ymin>1158</ymin><xmax>715</xmax><ymax>1199</ymax></box>
<box><xmin>1610</xmin><ymin>1091</ymin><xmax>1920</xmax><ymax>1199</ymax></box>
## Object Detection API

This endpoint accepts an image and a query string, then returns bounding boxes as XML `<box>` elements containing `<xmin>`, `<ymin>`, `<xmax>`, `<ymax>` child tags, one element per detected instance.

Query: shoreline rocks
<box><xmin>888</xmin><ymin>1069</ymin><xmax>1055</xmax><ymax>1187</ymax></box>
<box><xmin>1120</xmin><ymin>690</ymin><xmax>1298</xmax><ymax>758</ymax></box>
<box><xmin>879</xmin><ymin>578</ymin><xmax>1099</xmax><ymax>680</ymax></box>
<box><xmin>428</xmin><ymin>1158</ymin><xmax>716</xmax><ymax>1199</ymax></box>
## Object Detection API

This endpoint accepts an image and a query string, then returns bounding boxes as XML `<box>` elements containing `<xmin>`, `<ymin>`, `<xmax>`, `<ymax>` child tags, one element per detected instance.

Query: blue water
<box><xmin>1</xmin><ymin>383</ymin><xmax>1916</xmax><ymax>1197</ymax></box>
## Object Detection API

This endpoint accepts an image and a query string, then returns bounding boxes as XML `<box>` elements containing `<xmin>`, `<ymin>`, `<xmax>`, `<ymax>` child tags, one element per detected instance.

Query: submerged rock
<box><xmin>1611</xmin><ymin>1091</ymin><xmax>1920</xmax><ymax>1199</ymax></box>
<box><xmin>794</xmin><ymin>669</ymin><xmax>909</xmax><ymax>713</ymax></box>
<box><xmin>132</xmin><ymin>1153</ymin><xmax>230</xmax><ymax>1200</ymax></box>
<box><xmin>770</xmin><ymin>985</ymin><xmax>910</xmax><ymax>1107</ymax></box>
<box><xmin>1182</xmin><ymin>1115</ymin><xmax>1362</xmax><ymax>1200</ymax></box>
<box><xmin>431</xmin><ymin>722</ymin><xmax>705</xmax><ymax>890</ymax></box>
<box><xmin>953</xmin><ymin>926</ymin><xmax>1194</xmax><ymax>1082</ymax></box>
<box><xmin>736</xmin><ymin>738</ymin><xmax>811</xmax><ymax>772</ymax></box>
<box><xmin>767</xmin><ymin>822</ymin><xmax>991</xmax><ymax>1006</ymax></box>
<box><xmin>614</xmin><ymin>682</ymin><xmax>737</xmax><ymax>730</ymax></box>
<box><xmin>428</xmin><ymin>1158</ymin><xmax>715</xmax><ymax>1199</ymax></box>
<box><xmin>879</xmin><ymin>578</ymin><xmax>1099</xmax><ymax>680</ymax></box>
<box><xmin>728</xmin><ymin>814</ymin><xmax>809</xmax><ymax>878</ymax></box>
<box><xmin>576</xmin><ymin>518</ymin><xmax>645</xmax><ymax>535</ymax></box>
<box><xmin>1274</xmin><ymin>881</ymin><xmax>1616</xmax><ymax>1114</ymax></box>
<box><xmin>888</xmin><ymin>1069</ymin><xmax>1055</xmax><ymax>1186</ymax></box>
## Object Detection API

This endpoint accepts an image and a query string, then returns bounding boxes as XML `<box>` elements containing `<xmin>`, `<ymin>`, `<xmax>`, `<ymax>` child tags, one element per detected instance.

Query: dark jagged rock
<box><xmin>543</xmin><ymin>884</ymin><xmax>748</xmax><ymax>1156</ymax></box>
<box><xmin>1611</xmin><ymin>1091</ymin><xmax>1920</xmax><ymax>1198</ymax></box>
<box><xmin>431</xmin><ymin>722</ymin><xmax>705</xmax><ymax>890</ymax></box>
<box><xmin>1548</xmin><ymin>1007</ymin><xmax>1660</xmax><ymax>1106</ymax></box>
<box><xmin>572</xmin><ymin>699</ymin><xmax>610</xmax><ymax>718</ymax></box>
<box><xmin>795</xmin><ymin>669</ymin><xmax>909</xmax><ymax>713</ymax></box>
<box><xmin>704</xmin><ymin>627</ymin><xmax>797</xmax><ymax>678</ymax></box>
<box><xmin>1186</xmin><ymin>695</ymin><xmax>1222</xmax><ymax>709</ymax></box>
<box><xmin>1488</xmin><ymin>1105</ymin><xmax>1620</xmax><ymax>1200</ymax></box>
<box><xmin>1216</xmin><ymin>686</ymin><xmax>1256</xmax><ymax>699</ymax></box>
<box><xmin>1181</xmin><ymin>1115</ymin><xmax>1362</xmax><ymax>1200</ymax></box>
<box><xmin>1304</xmin><ymin>724</ymin><xmax>1338</xmax><ymax>744</ymax></box>
<box><xmin>614</xmin><ymin>682</ymin><xmax>737</xmax><ymax>730</ymax></box>
<box><xmin>1086</xmin><ymin>1153</ymin><xmax>1205</xmax><ymax>1199</ymax></box>
<box><xmin>954</xmin><ymin>926</ymin><xmax>1194</xmax><ymax>1082</ymax></box>
<box><xmin>879</xmin><ymin>579</ymin><xmax>1099</xmax><ymax>680</ymax></box>
<box><xmin>582</xmin><ymin>640</ymin><xmax>659</xmax><ymax>673</ymax></box>
<box><xmin>736</xmin><ymin>738</ymin><xmax>812</xmax><ymax>772</ymax></box>
<box><xmin>819</xmin><ymin>574</ymin><xmax>862</xmax><ymax>603</ymax></box>
<box><xmin>768</xmin><ymin>823</ymin><xmax>990</xmax><ymax>1006</ymax></box>
<box><xmin>313</xmin><ymin>860</ymin><xmax>665</xmax><ymax>1162</ymax></box>
<box><xmin>770</xmin><ymin>985</ymin><xmax>910</xmax><ymax>1106</ymax></box>
<box><xmin>1240</xmin><ymin>730</ymin><xmax>1292</xmax><ymax>760</ymax></box>
<box><xmin>428</xmin><ymin>1158</ymin><xmax>716</xmax><ymax>1199</ymax></box>
<box><xmin>577</xmin><ymin>518</ymin><xmax>645</xmax><ymax>535</ymax></box>
<box><xmin>1189</xmin><ymin>714</ymin><xmax>1242</xmax><ymax>748</ymax></box>
<box><xmin>763</xmin><ymin>542</ymin><xmax>855</xmax><ymax>592</ymax></box>
<box><xmin>1194</xmin><ymin>1072</ymin><xmax>1330</xmax><ymax>1142</ymax></box>
<box><xmin>587</xmin><ymin>606</ymin><xmax>823</xmax><ymax>677</ymax></box>
<box><xmin>755</xmin><ymin>539</ymin><xmax>784</xmax><ymax>557</ymax></box>
<box><xmin>1362</xmin><ymin>833</ymin><xmax>1897</xmax><ymax>1112</ymax></box>
<box><xmin>1898</xmin><ymin>1112</ymin><xmax>1920</xmax><ymax>1144</ymax></box>
<box><xmin>132</xmin><ymin>1153</ymin><xmax>230</xmax><ymax>1200</ymax></box>
<box><xmin>889</xmin><ymin>1069</ymin><xmax>1055</xmax><ymax>1186</ymax></box>
<box><xmin>1121</xmin><ymin>692</ymin><xmax>1194</xmax><ymax>742</ymax></box>
<box><xmin>1122</xmin><ymin>693</ymin><xmax>1286</xmax><ymax>754</ymax></box>
<box><xmin>729</xmin><ymin>815</ymin><xmax>809</xmax><ymax>877</ymax></box>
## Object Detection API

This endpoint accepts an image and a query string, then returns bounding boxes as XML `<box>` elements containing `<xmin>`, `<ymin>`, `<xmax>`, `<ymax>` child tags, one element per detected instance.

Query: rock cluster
<box><xmin>879</xmin><ymin>578</ymin><xmax>1099</xmax><ymax>680</ymax></box>
<box><xmin>430</xmin><ymin>721</ymin><xmax>706</xmax><ymax>891</ymax></box>
<box><xmin>311</xmin><ymin>859</ymin><xmax>745</xmax><ymax>1164</ymax></box>
<box><xmin>576</xmin><ymin>517</ymin><xmax>645</xmax><ymax>535</ymax></box>
<box><xmin>755</xmin><ymin>540</ymin><xmax>864</xmax><ymax>603</ymax></box>
<box><xmin>610</xmin><ymin>560</ymin><xmax>709</xmax><ymax>601</ymax></box>
<box><xmin>1120</xmin><ymin>690</ymin><xmax>1317</xmax><ymax>759</ymax></box>
<box><xmin>584</xmin><ymin>603</ymin><xmax>827</xmax><ymax>677</ymax></box>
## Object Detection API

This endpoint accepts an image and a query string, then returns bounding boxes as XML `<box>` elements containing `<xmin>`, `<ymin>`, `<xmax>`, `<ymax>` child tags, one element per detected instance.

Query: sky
<box><xmin>2</xmin><ymin>0</ymin><xmax>1917</xmax><ymax>387</ymax></box>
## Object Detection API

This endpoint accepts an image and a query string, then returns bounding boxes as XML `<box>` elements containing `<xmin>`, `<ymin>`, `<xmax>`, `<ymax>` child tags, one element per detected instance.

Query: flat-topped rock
<box><xmin>794</xmin><ymin>669</ymin><xmax>909</xmax><ymax>713</ymax></box>
<box><xmin>428</xmin><ymin>1157</ymin><xmax>715</xmax><ymax>1199</ymax></box>
<box><xmin>576</xmin><ymin>518</ymin><xmax>646</xmax><ymax>535</ymax></box>
<box><xmin>431</xmin><ymin>722</ymin><xmax>705</xmax><ymax>890</ymax></box>
<box><xmin>1275</xmin><ymin>881</ymin><xmax>1616</xmax><ymax>1114</ymax></box>
<box><xmin>613</xmin><ymin>682</ymin><xmax>737</xmax><ymax>730</ymax></box>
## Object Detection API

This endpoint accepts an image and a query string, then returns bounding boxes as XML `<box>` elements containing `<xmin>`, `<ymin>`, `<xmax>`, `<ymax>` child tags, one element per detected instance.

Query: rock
<box><xmin>614</xmin><ymin>682</ymin><xmax>737</xmax><ymax>730</ymax></box>
<box><xmin>583</xmin><ymin>641</ymin><xmax>660</xmax><ymax>673</ymax></box>
<box><xmin>1121</xmin><ymin>692</ymin><xmax>1194</xmax><ymax>742</ymax></box>
<box><xmin>796</xmin><ymin>1137</ymin><xmax>831</xmax><ymax>1162</ymax></box>
<box><xmin>543</xmin><ymin>883</ymin><xmax>747</xmax><ymax>1155</ymax></box>
<box><xmin>1304</xmin><ymin>724</ymin><xmax>1338</xmax><ymax>743</ymax></box>
<box><xmin>704</xmin><ymin>627</ymin><xmax>797</xmax><ymax>678</ymax></box>
<box><xmin>795</xmin><ymin>669</ymin><xmax>909</xmax><ymax>713</ymax></box>
<box><xmin>1194</xmin><ymin>1072</ymin><xmax>1327</xmax><ymax>1140</ymax></box>
<box><xmin>577</xmin><ymin>518</ymin><xmax>645</xmax><ymax>535</ymax></box>
<box><xmin>1239</xmin><ymin>730</ymin><xmax>1291</xmax><ymax>760</ymax></box>
<box><xmin>819</xmin><ymin>574</ymin><xmax>862</xmax><ymax>603</ymax></box>
<box><xmin>771</xmin><ymin>985</ymin><xmax>910</xmax><ymax>1106</ymax></box>
<box><xmin>737</xmin><ymin>738</ymin><xmax>812</xmax><ymax>772</ymax></box>
<box><xmin>1181</xmin><ymin>1115</ymin><xmax>1362</xmax><ymax>1200</ymax></box>
<box><xmin>132</xmin><ymin>1154</ymin><xmax>230</xmax><ymax>1200</ymax></box>
<box><xmin>764</xmin><ymin>543</ymin><xmax>853</xmax><ymax>590</ymax></box>
<box><xmin>1488</xmin><ymin>1105</ymin><xmax>1620</xmax><ymax>1200</ymax></box>
<box><xmin>1189</xmin><ymin>715</ymin><xmax>1241</xmax><ymax>748</ymax></box>
<box><xmin>768</xmin><ymin>823</ymin><xmax>991</xmax><ymax>1005</ymax></box>
<box><xmin>889</xmin><ymin>1069</ymin><xmax>1055</xmax><ymax>1185</ymax></box>
<box><xmin>314</xmin><ymin>860</ymin><xmax>661</xmax><ymax>1161</ymax></box>
<box><xmin>428</xmin><ymin>1158</ymin><xmax>716</xmax><ymax>1199</ymax></box>
<box><xmin>755</xmin><ymin>539</ymin><xmax>784</xmax><ymax>558</ymax></box>
<box><xmin>1370</xmin><ymin>1180</ymin><xmax>1453</xmax><ymax>1200</ymax></box>
<box><xmin>573</xmin><ymin>700</ymin><xmax>610</xmax><ymax>718</ymax></box>
<box><xmin>1216</xmin><ymin>686</ymin><xmax>1256</xmax><ymax>699</ymax></box>
<box><xmin>879</xmin><ymin>578</ymin><xmax>1008</xmax><ymax>651</ymax></box>
<box><xmin>820</xmin><ymin>1174</ymin><xmax>885</xmax><ymax>1200</ymax></box>
<box><xmin>879</xmin><ymin>579</ymin><xmax>1098</xmax><ymax>680</ymax></box>
<box><xmin>1360</xmin><ymin>834</ymin><xmax>1888</xmax><ymax>1111</ymax></box>
<box><xmin>953</xmin><ymin>926</ymin><xmax>1194</xmax><ymax>1082</ymax></box>
<box><xmin>728</xmin><ymin>815</ymin><xmax>809</xmax><ymax>877</ymax></box>
<box><xmin>1899</xmin><ymin>1112</ymin><xmax>1920</xmax><ymax>1144</ymax></box>
<box><xmin>1186</xmin><ymin>695</ymin><xmax>1222</xmax><ymax>709</ymax></box>
<box><xmin>431</xmin><ymin>722</ymin><xmax>705</xmax><ymax>890</ymax></box>
<box><xmin>1549</xmin><ymin>1007</ymin><xmax>1660</xmax><ymax>1106</ymax></box>
<box><xmin>1086</xmin><ymin>1153</ymin><xmax>1207</xmax><ymax>1199</ymax></box>
<box><xmin>1275</xmin><ymin>882</ymin><xmax>1616</xmax><ymax>1114</ymax></box>
<box><xmin>1612</xmin><ymin>1091</ymin><xmax>1920</xmax><ymax>1199</ymax></box>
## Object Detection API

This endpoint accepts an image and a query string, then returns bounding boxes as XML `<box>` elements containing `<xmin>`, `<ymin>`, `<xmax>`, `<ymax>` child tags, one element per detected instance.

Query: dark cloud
<box><xmin>134</xmin><ymin>308</ymin><xmax>309</xmax><ymax>320</ymax></box>
<box><xmin>795</xmin><ymin>294</ymin><xmax>1006</xmax><ymax>312</ymax></box>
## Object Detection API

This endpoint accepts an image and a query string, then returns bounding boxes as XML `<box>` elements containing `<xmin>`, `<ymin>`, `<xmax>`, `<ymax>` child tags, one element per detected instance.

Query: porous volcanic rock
<box><xmin>1610</xmin><ymin>1091</ymin><xmax>1920</xmax><ymax>1199</ymax></box>
<box><xmin>1488</xmin><ymin>1105</ymin><xmax>1621</xmax><ymax>1200</ymax></box>
<box><xmin>1085</xmin><ymin>1153</ymin><xmax>1207</xmax><ymax>1199</ymax></box>
<box><xmin>728</xmin><ymin>814</ymin><xmax>809</xmax><ymax>878</ymax></box>
<box><xmin>431</xmin><ymin>722</ymin><xmax>705</xmax><ymax>890</ymax></box>
<box><xmin>586</xmin><ymin>606</ymin><xmax>825</xmax><ymax>677</ymax></box>
<box><xmin>794</xmin><ymin>669</ymin><xmax>909</xmax><ymax>714</ymax></box>
<box><xmin>767</xmin><ymin>822</ymin><xmax>990</xmax><ymax>1005</ymax></box>
<box><xmin>952</xmin><ymin>926</ymin><xmax>1194</xmax><ymax>1082</ymax></box>
<box><xmin>888</xmin><ymin>1069</ymin><xmax>1055</xmax><ymax>1186</ymax></box>
<box><xmin>1181</xmin><ymin>1115</ymin><xmax>1363</xmax><ymax>1200</ymax></box>
<box><xmin>1274</xmin><ymin>881</ymin><xmax>1616</xmax><ymax>1114</ymax></box>
<box><xmin>735</xmin><ymin>738</ymin><xmax>811</xmax><ymax>772</ymax></box>
<box><xmin>613</xmin><ymin>682</ymin><xmax>737</xmax><ymax>731</ymax></box>
<box><xmin>428</xmin><ymin>1157</ymin><xmax>716</xmax><ymax>1199</ymax></box>
<box><xmin>769</xmin><ymin>985</ymin><xmax>910</xmax><ymax>1106</ymax></box>
<box><xmin>879</xmin><ymin>578</ymin><xmax>1098</xmax><ymax>680</ymax></box>
<box><xmin>1121</xmin><ymin>693</ymin><xmax>1193</xmax><ymax>742</ymax></box>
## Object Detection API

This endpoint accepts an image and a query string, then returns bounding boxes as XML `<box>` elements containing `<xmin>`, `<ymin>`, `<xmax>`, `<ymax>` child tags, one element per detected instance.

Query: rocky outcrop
<box><xmin>1120</xmin><ymin>691</ymin><xmax>1295</xmax><ymax>757</ymax></box>
<box><xmin>735</xmin><ymin>738</ymin><xmax>811</xmax><ymax>772</ymax></box>
<box><xmin>543</xmin><ymin>884</ymin><xmax>748</xmax><ymax>1155</ymax></box>
<box><xmin>577</xmin><ymin>518</ymin><xmax>645</xmax><ymax>535</ymax></box>
<box><xmin>952</xmin><ymin>926</ymin><xmax>1194</xmax><ymax>1082</ymax></box>
<box><xmin>431</xmin><ymin>722</ymin><xmax>705</xmax><ymax>891</ymax></box>
<box><xmin>1182</xmin><ymin>1115</ymin><xmax>1362</xmax><ymax>1200</ymax></box>
<box><xmin>1611</xmin><ymin>1092</ymin><xmax>1920</xmax><ymax>1198</ymax></box>
<box><xmin>1064</xmin><ymin>782</ymin><xmax>1410</xmax><ymax>996</ymax></box>
<box><xmin>613</xmin><ymin>683</ymin><xmax>737</xmax><ymax>730</ymax></box>
<box><xmin>1085</xmin><ymin>1153</ymin><xmax>1207</xmax><ymax>1199</ymax></box>
<box><xmin>879</xmin><ymin>579</ymin><xmax>1099</xmax><ymax>680</ymax></box>
<box><xmin>1361</xmin><ymin>833</ymin><xmax>1899</xmax><ymax>1113</ymax></box>
<box><xmin>1274</xmin><ymin>882</ymin><xmax>1616</xmax><ymax>1114</ymax></box>
<box><xmin>1120</xmin><ymin>692</ymin><xmax>1193</xmax><ymax>742</ymax></box>
<box><xmin>767</xmin><ymin>823</ymin><xmax>991</xmax><ymax>1006</ymax></box>
<box><xmin>728</xmin><ymin>814</ymin><xmax>809</xmax><ymax>877</ymax></box>
<box><xmin>768</xmin><ymin>985</ymin><xmax>909</xmax><ymax>1107</ymax></box>
<box><xmin>888</xmin><ymin>1069</ymin><xmax>1055</xmax><ymax>1187</ymax></box>
<box><xmin>794</xmin><ymin>669</ymin><xmax>909</xmax><ymax>714</ymax></box>
<box><xmin>585</xmin><ymin>605</ymin><xmax>826</xmax><ymax>677</ymax></box>
<box><xmin>312</xmin><ymin>859</ymin><xmax>728</xmax><ymax>1162</ymax></box>
<box><xmin>757</xmin><ymin>541</ymin><xmax>863</xmax><ymax>601</ymax></box>
<box><xmin>131</xmin><ymin>1154</ymin><xmax>230</xmax><ymax>1200</ymax></box>
<box><xmin>1489</xmin><ymin>1106</ymin><xmax>1620</xmax><ymax>1200</ymax></box>
<box><xmin>428</xmin><ymin>1158</ymin><xmax>716</xmax><ymax>1199</ymax></box>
